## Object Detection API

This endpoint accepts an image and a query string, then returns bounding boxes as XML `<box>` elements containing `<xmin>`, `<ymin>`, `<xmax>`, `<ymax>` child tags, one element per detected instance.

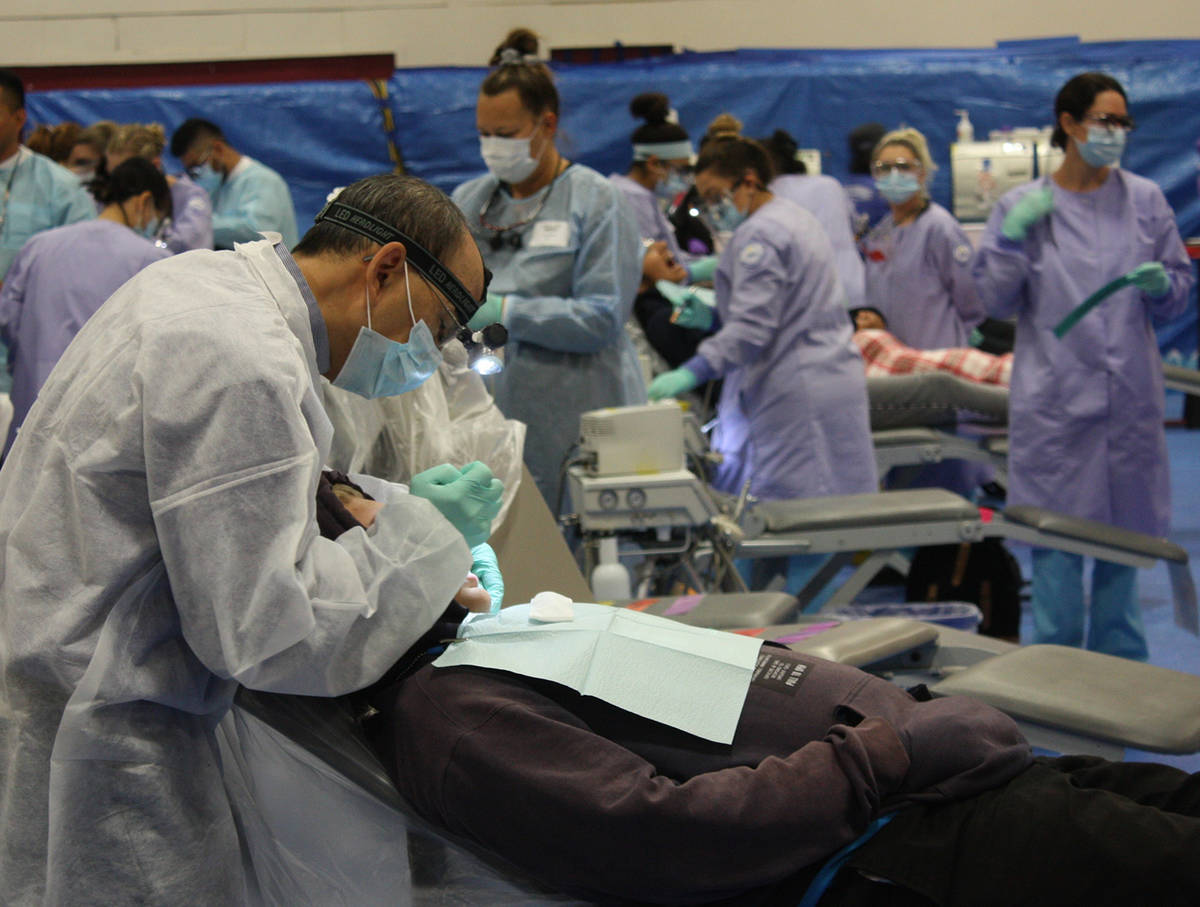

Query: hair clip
<box><xmin>498</xmin><ymin>47</ymin><xmax>539</xmax><ymax>66</ymax></box>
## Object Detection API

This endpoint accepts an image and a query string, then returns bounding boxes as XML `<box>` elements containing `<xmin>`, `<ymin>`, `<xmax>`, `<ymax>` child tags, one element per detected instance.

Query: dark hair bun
<box><xmin>630</xmin><ymin>92</ymin><xmax>670</xmax><ymax>124</ymax></box>
<box><xmin>490</xmin><ymin>27</ymin><xmax>540</xmax><ymax>65</ymax></box>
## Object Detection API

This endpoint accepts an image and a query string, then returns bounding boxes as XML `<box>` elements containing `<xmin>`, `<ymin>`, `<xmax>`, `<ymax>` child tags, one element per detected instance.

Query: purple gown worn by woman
<box><xmin>0</xmin><ymin>220</ymin><xmax>170</xmax><ymax>453</ymax></box>
<box><xmin>862</xmin><ymin>201</ymin><xmax>984</xmax><ymax>349</ymax></box>
<box><xmin>771</xmin><ymin>173</ymin><xmax>865</xmax><ymax>310</ymax></box>
<box><xmin>689</xmin><ymin>197</ymin><xmax>875</xmax><ymax>501</ymax></box>
<box><xmin>973</xmin><ymin>171</ymin><xmax>1191</xmax><ymax>539</ymax></box>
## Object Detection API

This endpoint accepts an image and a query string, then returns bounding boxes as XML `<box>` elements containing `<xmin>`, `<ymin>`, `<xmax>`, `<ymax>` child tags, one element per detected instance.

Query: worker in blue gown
<box><xmin>647</xmin><ymin>134</ymin><xmax>876</xmax><ymax>597</ymax></box>
<box><xmin>762</xmin><ymin>129</ymin><xmax>865</xmax><ymax>310</ymax></box>
<box><xmin>609</xmin><ymin>91</ymin><xmax>718</xmax><ymax>369</ymax></box>
<box><xmin>861</xmin><ymin>127</ymin><xmax>984</xmax><ymax>350</ymax></box>
<box><xmin>169</xmin><ymin>117</ymin><xmax>298</xmax><ymax>250</ymax></box>
<box><xmin>453</xmin><ymin>29</ymin><xmax>645</xmax><ymax>512</ymax></box>
<box><xmin>974</xmin><ymin>72</ymin><xmax>1193</xmax><ymax>660</ymax></box>
<box><xmin>0</xmin><ymin>70</ymin><xmax>96</xmax><ymax>392</ymax></box>
<box><xmin>0</xmin><ymin>158</ymin><xmax>172</xmax><ymax>454</ymax></box>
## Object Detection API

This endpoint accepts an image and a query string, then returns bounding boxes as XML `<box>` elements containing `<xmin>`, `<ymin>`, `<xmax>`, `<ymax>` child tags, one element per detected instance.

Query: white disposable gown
<box><xmin>770</xmin><ymin>173</ymin><xmax>865</xmax><ymax>310</ymax></box>
<box><xmin>973</xmin><ymin>172</ymin><xmax>1193</xmax><ymax>536</ymax></box>
<box><xmin>862</xmin><ymin>201</ymin><xmax>985</xmax><ymax>349</ymax></box>
<box><xmin>689</xmin><ymin>198</ymin><xmax>876</xmax><ymax>501</ymax></box>
<box><xmin>0</xmin><ymin>238</ymin><xmax>470</xmax><ymax>904</ymax></box>
<box><xmin>453</xmin><ymin>164</ymin><xmax>646</xmax><ymax>510</ymax></box>
<box><xmin>210</xmin><ymin>156</ymin><xmax>299</xmax><ymax>249</ymax></box>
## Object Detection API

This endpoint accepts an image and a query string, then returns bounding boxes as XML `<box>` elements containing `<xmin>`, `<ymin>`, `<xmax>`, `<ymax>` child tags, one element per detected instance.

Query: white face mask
<box><xmin>479</xmin><ymin>132</ymin><xmax>542</xmax><ymax>184</ymax></box>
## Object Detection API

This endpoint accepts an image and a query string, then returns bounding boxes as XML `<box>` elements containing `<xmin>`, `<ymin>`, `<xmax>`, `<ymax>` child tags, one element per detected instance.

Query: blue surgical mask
<box><xmin>706</xmin><ymin>194</ymin><xmax>748</xmax><ymax>233</ymax></box>
<box><xmin>331</xmin><ymin>262</ymin><xmax>442</xmax><ymax>398</ymax></box>
<box><xmin>190</xmin><ymin>162</ymin><xmax>223</xmax><ymax>196</ymax></box>
<box><xmin>656</xmin><ymin>169</ymin><xmax>690</xmax><ymax>202</ymax></box>
<box><xmin>875</xmin><ymin>171</ymin><xmax>922</xmax><ymax>205</ymax></box>
<box><xmin>139</xmin><ymin>217</ymin><xmax>162</xmax><ymax>241</ymax></box>
<box><xmin>1078</xmin><ymin>127</ymin><xmax>1126</xmax><ymax>169</ymax></box>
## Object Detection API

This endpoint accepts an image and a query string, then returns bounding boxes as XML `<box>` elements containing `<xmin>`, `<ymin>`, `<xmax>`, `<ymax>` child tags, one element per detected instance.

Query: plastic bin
<box><xmin>826</xmin><ymin>601</ymin><xmax>983</xmax><ymax>633</ymax></box>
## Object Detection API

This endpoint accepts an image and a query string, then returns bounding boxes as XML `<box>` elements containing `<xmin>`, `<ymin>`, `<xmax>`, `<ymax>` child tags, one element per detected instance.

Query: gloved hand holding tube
<box><xmin>410</xmin><ymin>461</ymin><xmax>504</xmax><ymax>548</ymax></box>
<box><xmin>1127</xmin><ymin>261</ymin><xmax>1171</xmax><ymax>298</ymax></box>
<box><xmin>1054</xmin><ymin>261</ymin><xmax>1174</xmax><ymax>338</ymax></box>
<box><xmin>1001</xmin><ymin>185</ymin><xmax>1054</xmax><ymax>241</ymax></box>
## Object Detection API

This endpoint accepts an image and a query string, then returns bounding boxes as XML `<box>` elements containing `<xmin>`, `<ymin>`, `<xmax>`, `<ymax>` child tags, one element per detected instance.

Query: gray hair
<box><xmin>293</xmin><ymin>173</ymin><xmax>468</xmax><ymax>261</ymax></box>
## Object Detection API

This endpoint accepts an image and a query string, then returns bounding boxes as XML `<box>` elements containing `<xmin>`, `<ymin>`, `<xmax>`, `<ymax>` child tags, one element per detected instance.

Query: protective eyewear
<box><xmin>1082</xmin><ymin>113</ymin><xmax>1136</xmax><ymax>133</ymax></box>
<box><xmin>316</xmin><ymin>199</ymin><xmax>506</xmax><ymax>374</ymax></box>
<box><xmin>871</xmin><ymin>159</ymin><xmax>921</xmax><ymax>177</ymax></box>
<box><xmin>184</xmin><ymin>145</ymin><xmax>214</xmax><ymax>180</ymax></box>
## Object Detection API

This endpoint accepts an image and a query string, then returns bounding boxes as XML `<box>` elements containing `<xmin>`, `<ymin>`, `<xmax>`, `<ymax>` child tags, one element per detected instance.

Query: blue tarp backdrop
<box><xmin>25</xmin><ymin>37</ymin><xmax>1200</xmax><ymax>368</ymax></box>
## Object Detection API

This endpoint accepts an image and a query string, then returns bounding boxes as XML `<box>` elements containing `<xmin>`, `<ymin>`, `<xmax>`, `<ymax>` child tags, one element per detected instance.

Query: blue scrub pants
<box><xmin>1031</xmin><ymin>549</ymin><xmax>1148</xmax><ymax>661</ymax></box>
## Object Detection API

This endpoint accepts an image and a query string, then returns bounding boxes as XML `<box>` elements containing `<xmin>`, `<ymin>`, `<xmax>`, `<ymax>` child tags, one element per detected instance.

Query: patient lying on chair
<box><xmin>320</xmin><ymin>484</ymin><xmax>1200</xmax><ymax>905</ymax></box>
<box><xmin>852</xmin><ymin>307</ymin><xmax>1013</xmax><ymax>386</ymax></box>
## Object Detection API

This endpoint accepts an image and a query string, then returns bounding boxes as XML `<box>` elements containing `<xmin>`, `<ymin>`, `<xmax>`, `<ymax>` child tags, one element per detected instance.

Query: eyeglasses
<box><xmin>1082</xmin><ymin>113</ymin><xmax>1136</xmax><ymax>133</ymax></box>
<box><xmin>871</xmin><ymin>159</ymin><xmax>921</xmax><ymax>177</ymax></box>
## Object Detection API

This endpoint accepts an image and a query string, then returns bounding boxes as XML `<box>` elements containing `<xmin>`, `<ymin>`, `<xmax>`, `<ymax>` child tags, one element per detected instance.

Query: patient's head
<box><xmin>849</xmin><ymin>307</ymin><xmax>888</xmax><ymax>331</ymax></box>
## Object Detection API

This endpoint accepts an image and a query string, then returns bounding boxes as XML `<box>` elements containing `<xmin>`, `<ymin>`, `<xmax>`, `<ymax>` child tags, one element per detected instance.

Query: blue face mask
<box><xmin>190</xmin><ymin>162</ymin><xmax>223</xmax><ymax>196</ymax></box>
<box><xmin>1078</xmin><ymin>127</ymin><xmax>1126</xmax><ymax>169</ymax></box>
<box><xmin>656</xmin><ymin>169</ymin><xmax>691</xmax><ymax>202</ymax></box>
<box><xmin>139</xmin><ymin>216</ymin><xmax>162</xmax><ymax>241</ymax></box>
<box><xmin>874</xmin><ymin>171</ymin><xmax>922</xmax><ymax>205</ymax></box>
<box><xmin>706</xmin><ymin>194</ymin><xmax>748</xmax><ymax>233</ymax></box>
<box><xmin>331</xmin><ymin>262</ymin><xmax>443</xmax><ymax>399</ymax></box>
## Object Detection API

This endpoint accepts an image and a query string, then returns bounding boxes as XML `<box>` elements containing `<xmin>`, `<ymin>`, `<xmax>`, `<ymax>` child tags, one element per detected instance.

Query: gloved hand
<box><xmin>647</xmin><ymin>367</ymin><xmax>700</xmax><ymax>401</ymax></box>
<box><xmin>470</xmin><ymin>543</ymin><xmax>505</xmax><ymax>613</ymax></box>
<box><xmin>468</xmin><ymin>292</ymin><xmax>505</xmax><ymax>331</ymax></box>
<box><xmin>654</xmin><ymin>279</ymin><xmax>691</xmax><ymax>308</ymax></box>
<box><xmin>1001</xmin><ymin>185</ymin><xmax>1054</xmax><ymax>241</ymax></box>
<box><xmin>1126</xmin><ymin>261</ymin><xmax>1171</xmax><ymax>298</ymax></box>
<box><xmin>410</xmin><ymin>461</ymin><xmax>504</xmax><ymax>548</ymax></box>
<box><xmin>687</xmin><ymin>255</ymin><xmax>719</xmax><ymax>283</ymax></box>
<box><xmin>672</xmin><ymin>287</ymin><xmax>716</xmax><ymax>331</ymax></box>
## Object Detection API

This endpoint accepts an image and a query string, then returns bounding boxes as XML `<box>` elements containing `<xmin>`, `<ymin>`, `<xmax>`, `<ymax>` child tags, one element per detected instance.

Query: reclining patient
<box><xmin>852</xmin><ymin>306</ymin><xmax>1013</xmax><ymax>386</ymax></box>
<box><xmin>320</xmin><ymin>490</ymin><xmax>1200</xmax><ymax>906</ymax></box>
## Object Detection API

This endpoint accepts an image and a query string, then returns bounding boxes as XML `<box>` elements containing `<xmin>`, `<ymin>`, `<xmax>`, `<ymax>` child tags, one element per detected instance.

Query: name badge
<box><xmin>529</xmin><ymin>220</ymin><xmax>570</xmax><ymax>248</ymax></box>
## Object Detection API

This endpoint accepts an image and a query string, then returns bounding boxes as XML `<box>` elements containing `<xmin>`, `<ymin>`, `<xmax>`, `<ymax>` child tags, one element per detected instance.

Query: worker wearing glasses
<box><xmin>860</xmin><ymin>127</ymin><xmax>985</xmax><ymax>352</ymax></box>
<box><xmin>973</xmin><ymin>71</ymin><xmax>1193</xmax><ymax>660</ymax></box>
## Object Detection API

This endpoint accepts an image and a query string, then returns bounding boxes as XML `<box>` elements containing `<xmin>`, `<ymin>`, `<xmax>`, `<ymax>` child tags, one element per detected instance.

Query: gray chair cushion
<box><xmin>930</xmin><ymin>644</ymin><xmax>1200</xmax><ymax>754</ymax></box>
<box><xmin>613</xmin><ymin>592</ymin><xmax>798</xmax><ymax>628</ymax></box>
<box><xmin>750</xmin><ymin>489</ymin><xmax>979</xmax><ymax>534</ymax></box>
<box><xmin>1004</xmin><ymin>506</ymin><xmax>1187</xmax><ymax>563</ymax></box>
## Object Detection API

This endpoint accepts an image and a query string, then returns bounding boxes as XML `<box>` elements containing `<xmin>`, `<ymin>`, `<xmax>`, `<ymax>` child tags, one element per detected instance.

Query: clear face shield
<box><xmin>313</xmin><ymin>200</ymin><xmax>507</xmax><ymax>375</ymax></box>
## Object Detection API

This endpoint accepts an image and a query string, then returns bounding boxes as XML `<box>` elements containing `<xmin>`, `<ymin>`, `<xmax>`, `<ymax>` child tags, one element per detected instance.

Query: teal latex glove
<box><xmin>1001</xmin><ymin>186</ymin><xmax>1054</xmax><ymax>241</ymax></box>
<box><xmin>1127</xmin><ymin>261</ymin><xmax>1171</xmax><ymax>298</ymax></box>
<box><xmin>687</xmin><ymin>255</ymin><xmax>719</xmax><ymax>283</ymax></box>
<box><xmin>410</xmin><ymin>461</ymin><xmax>503</xmax><ymax>548</ymax></box>
<box><xmin>647</xmin><ymin>367</ymin><xmax>700</xmax><ymax>401</ymax></box>
<box><xmin>672</xmin><ymin>288</ymin><xmax>716</xmax><ymax>331</ymax></box>
<box><xmin>470</xmin><ymin>543</ymin><xmax>504</xmax><ymax>613</ymax></box>
<box><xmin>467</xmin><ymin>292</ymin><xmax>505</xmax><ymax>331</ymax></box>
<box><xmin>654</xmin><ymin>279</ymin><xmax>691</xmax><ymax>307</ymax></box>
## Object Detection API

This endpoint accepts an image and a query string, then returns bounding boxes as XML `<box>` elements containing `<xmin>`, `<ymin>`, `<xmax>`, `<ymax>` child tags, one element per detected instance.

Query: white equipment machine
<box><xmin>567</xmin><ymin>403</ymin><xmax>1198</xmax><ymax>630</ymax></box>
<box><xmin>951</xmin><ymin>127</ymin><xmax>1063</xmax><ymax>222</ymax></box>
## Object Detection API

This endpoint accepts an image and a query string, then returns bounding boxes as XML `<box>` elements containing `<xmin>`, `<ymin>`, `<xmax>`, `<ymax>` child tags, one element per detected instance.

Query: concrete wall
<box><xmin>2</xmin><ymin>1</ymin><xmax>1198</xmax><ymax>69</ymax></box>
